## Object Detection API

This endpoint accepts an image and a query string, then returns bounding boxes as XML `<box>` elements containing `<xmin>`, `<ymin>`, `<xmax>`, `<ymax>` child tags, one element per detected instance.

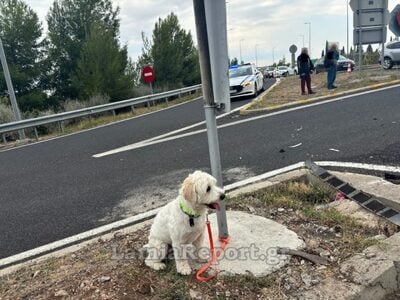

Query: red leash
<box><xmin>196</xmin><ymin>217</ymin><xmax>230</xmax><ymax>282</ymax></box>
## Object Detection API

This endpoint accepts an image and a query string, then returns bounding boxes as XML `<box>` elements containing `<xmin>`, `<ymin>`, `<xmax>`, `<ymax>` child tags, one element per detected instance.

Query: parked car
<box><xmin>229</xmin><ymin>64</ymin><xmax>264</xmax><ymax>98</ymax></box>
<box><xmin>273</xmin><ymin>66</ymin><xmax>290</xmax><ymax>77</ymax></box>
<box><xmin>263</xmin><ymin>66</ymin><xmax>275</xmax><ymax>78</ymax></box>
<box><xmin>380</xmin><ymin>40</ymin><xmax>400</xmax><ymax>69</ymax></box>
<box><xmin>314</xmin><ymin>55</ymin><xmax>355</xmax><ymax>73</ymax></box>
<box><xmin>273</xmin><ymin>65</ymin><xmax>298</xmax><ymax>77</ymax></box>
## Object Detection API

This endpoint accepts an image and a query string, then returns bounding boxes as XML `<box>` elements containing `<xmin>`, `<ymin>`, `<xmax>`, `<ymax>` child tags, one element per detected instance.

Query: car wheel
<box><xmin>383</xmin><ymin>57</ymin><xmax>393</xmax><ymax>70</ymax></box>
<box><xmin>254</xmin><ymin>83</ymin><xmax>258</xmax><ymax>97</ymax></box>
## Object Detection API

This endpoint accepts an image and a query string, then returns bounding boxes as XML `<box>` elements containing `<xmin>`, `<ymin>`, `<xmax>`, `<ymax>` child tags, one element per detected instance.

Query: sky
<box><xmin>25</xmin><ymin>0</ymin><xmax>399</xmax><ymax>67</ymax></box>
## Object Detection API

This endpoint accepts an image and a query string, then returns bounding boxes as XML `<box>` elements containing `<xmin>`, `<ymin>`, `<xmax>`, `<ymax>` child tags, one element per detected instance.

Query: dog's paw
<box><xmin>145</xmin><ymin>260</ymin><xmax>166</xmax><ymax>271</ymax></box>
<box><xmin>176</xmin><ymin>263</ymin><xmax>192</xmax><ymax>275</ymax></box>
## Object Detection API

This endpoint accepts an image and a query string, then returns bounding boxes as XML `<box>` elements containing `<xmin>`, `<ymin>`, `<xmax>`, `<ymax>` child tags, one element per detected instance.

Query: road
<box><xmin>1</xmin><ymin>83</ymin><xmax>399</xmax><ymax>259</ymax></box>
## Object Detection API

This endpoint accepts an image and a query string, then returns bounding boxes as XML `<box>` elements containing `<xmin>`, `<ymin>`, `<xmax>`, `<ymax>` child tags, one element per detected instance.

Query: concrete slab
<box><xmin>339</xmin><ymin>232</ymin><xmax>400</xmax><ymax>300</ymax></box>
<box><xmin>203</xmin><ymin>211</ymin><xmax>305</xmax><ymax>277</ymax></box>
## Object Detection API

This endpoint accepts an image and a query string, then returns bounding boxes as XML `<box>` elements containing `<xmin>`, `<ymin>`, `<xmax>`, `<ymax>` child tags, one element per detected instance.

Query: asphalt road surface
<box><xmin>1</xmin><ymin>83</ymin><xmax>399</xmax><ymax>259</ymax></box>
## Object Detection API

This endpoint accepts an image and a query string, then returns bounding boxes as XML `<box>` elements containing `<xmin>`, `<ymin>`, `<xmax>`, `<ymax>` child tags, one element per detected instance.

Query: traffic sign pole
<box><xmin>193</xmin><ymin>0</ymin><xmax>229</xmax><ymax>239</ymax></box>
<box><xmin>358</xmin><ymin>0</ymin><xmax>362</xmax><ymax>73</ymax></box>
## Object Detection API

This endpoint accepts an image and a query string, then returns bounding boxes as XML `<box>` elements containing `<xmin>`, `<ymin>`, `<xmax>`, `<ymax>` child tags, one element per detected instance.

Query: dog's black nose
<box><xmin>220</xmin><ymin>194</ymin><xmax>225</xmax><ymax>200</ymax></box>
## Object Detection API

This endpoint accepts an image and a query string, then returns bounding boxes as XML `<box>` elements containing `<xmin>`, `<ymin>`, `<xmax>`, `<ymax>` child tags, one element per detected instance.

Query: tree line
<box><xmin>0</xmin><ymin>0</ymin><xmax>200</xmax><ymax>117</ymax></box>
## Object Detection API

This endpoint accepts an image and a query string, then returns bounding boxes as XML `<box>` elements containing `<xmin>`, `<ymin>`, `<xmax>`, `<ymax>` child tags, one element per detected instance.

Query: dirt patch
<box><xmin>0</xmin><ymin>181</ymin><xmax>398</xmax><ymax>299</ymax></box>
<box><xmin>249</xmin><ymin>68</ymin><xmax>400</xmax><ymax>110</ymax></box>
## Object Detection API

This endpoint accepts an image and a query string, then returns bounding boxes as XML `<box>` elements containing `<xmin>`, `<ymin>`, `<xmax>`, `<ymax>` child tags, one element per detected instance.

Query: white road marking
<box><xmin>316</xmin><ymin>161</ymin><xmax>400</xmax><ymax>173</ymax></box>
<box><xmin>329</xmin><ymin>148</ymin><xmax>340</xmax><ymax>152</ymax></box>
<box><xmin>94</xmin><ymin>84</ymin><xmax>400</xmax><ymax>158</ymax></box>
<box><xmin>93</xmin><ymin>103</ymin><xmax>244</xmax><ymax>157</ymax></box>
<box><xmin>0</xmin><ymin>96</ymin><xmax>203</xmax><ymax>154</ymax></box>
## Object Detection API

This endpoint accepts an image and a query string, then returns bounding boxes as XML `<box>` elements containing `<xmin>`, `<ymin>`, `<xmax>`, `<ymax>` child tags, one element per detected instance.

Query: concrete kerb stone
<box><xmin>240</xmin><ymin>79</ymin><xmax>400</xmax><ymax>116</ymax></box>
<box><xmin>239</xmin><ymin>78</ymin><xmax>282</xmax><ymax>113</ymax></box>
<box><xmin>1</xmin><ymin>161</ymin><xmax>400</xmax><ymax>298</ymax></box>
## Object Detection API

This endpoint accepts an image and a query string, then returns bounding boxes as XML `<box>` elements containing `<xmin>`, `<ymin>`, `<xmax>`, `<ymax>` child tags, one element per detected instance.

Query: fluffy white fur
<box><xmin>145</xmin><ymin>170</ymin><xmax>225</xmax><ymax>275</ymax></box>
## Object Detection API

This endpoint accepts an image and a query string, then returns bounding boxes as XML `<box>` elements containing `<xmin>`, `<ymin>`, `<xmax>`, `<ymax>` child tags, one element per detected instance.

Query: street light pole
<box><xmin>299</xmin><ymin>34</ymin><xmax>305</xmax><ymax>47</ymax></box>
<box><xmin>239</xmin><ymin>38</ymin><xmax>244</xmax><ymax>63</ymax></box>
<box><xmin>304</xmin><ymin>22</ymin><xmax>311</xmax><ymax>57</ymax></box>
<box><xmin>272</xmin><ymin>46</ymin><xmax>276</xmax><ymax>65</ymax></box>
<box><xmin>0</xmin><ymin>37</ymin><xmax>25</xmax><ymax>140</ymax></box>
<box><xmin>255</xmin><ymin>44</ymin><xmax>262</xmax><ymax>67</ymax></box>
<box><xmin>346</xmin><ymin>0</ymin><xmax>349</xmax><ymax>55</ymax></box>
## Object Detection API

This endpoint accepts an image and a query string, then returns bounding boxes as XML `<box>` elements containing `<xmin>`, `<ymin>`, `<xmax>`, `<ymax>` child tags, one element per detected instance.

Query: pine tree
<box><xmin>46</xmin><ymin>0</ymin><xmax>120</xmax><ymax>100</ymax></box>
<box><xmin>139</xmin><ymin>13</ymin><xmax>200</xmax><ymax>89</ymax></box>
<box><xmin>0</xmin><ymin>0</ymin><xmax>46</xmax><ymax>112</ymax></box>
<box><xmin>72</xmin><ymin>21</ymin><xmax>132</xmax><ymax>101</ymax></box>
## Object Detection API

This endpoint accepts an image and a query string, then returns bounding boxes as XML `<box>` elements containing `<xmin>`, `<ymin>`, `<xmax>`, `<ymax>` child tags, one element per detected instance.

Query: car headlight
<box><xmin>242</xmin><ymin>81</ymin><xmax>253</xmax><ymax>87</ymax></box>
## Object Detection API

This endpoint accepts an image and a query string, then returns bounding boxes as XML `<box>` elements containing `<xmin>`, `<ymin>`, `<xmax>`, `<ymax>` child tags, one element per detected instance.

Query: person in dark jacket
<box><xmin>325</xmin><ymin>43</ymin><xmax>339</xmax><ymax>89</ymax></box>
<box><xmin>297</xmin><ymin>47</ymin><xmax>315</xmax><ymax>95</ymax></box>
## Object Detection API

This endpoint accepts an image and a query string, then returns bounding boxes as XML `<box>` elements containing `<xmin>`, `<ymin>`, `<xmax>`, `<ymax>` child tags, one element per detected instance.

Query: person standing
<box><xmin>297</xmin><ymin>47</ymin><xmax>315</xmax><ymax>95</ymax></box>
<box><xmin>325</xmin><ymin>43</ymin><xmax>339</xmax><ymax>89</ymax></box>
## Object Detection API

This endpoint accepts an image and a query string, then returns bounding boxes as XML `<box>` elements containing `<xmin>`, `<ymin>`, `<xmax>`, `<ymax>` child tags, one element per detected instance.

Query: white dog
<box><xmin>145</xmin><ymin>170</ymin><xmax>225</xmax><ymax>275</ymax></box>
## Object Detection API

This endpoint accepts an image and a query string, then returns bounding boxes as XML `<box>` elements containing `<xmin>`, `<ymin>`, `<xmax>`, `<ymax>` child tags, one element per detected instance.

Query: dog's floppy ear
<box><xmin>182</xmin><ymin>176</ymin><xmax>196</xmax><ymax>203</ymax></box>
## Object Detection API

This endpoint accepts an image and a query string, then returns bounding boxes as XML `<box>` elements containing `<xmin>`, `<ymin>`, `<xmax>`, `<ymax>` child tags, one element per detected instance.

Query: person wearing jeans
<box><xmin>297</xmin><ymin>47</ymin><xmax>315</xmax><ymax>95</ymax></box>
<box><xmin>326</xmin><ymin>44</ymin><xmax>339</xmax><ymax>89</ymax></box>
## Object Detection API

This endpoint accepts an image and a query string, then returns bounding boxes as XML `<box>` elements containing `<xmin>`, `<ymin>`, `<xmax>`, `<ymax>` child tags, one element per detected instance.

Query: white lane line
<box><xmin>0</xmin><ymin>96</ymin><xmax>203</xmax><ymax>154</ymax></box>
<box><xmin>93</xmin><ymin>103</ymin><xmax>244</xmax><ymax>158</ymax></box>
<box><xmin>316</xmin><ymin>161</ymin><xmax>400</xmax><ymax>173</ymax></box>
<box><xmin>93</xmin><ymin>84</ymin><xmax>400</xmax><ymax>158</ymax></box>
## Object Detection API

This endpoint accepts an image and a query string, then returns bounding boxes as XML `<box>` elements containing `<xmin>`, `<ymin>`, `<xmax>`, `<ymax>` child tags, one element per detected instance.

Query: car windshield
<box><xmin>278</xmin><ymin>66</ymin><xmax>287</xmax><ymax>70</ymax></box>
<box><xmin>267</xmin><ymin>66</ymin><xmax>274</xmax><ymax>70</ymax></box>
<box><xmin>339</xmin><ymin>55</ymin><xmax>347</xmax><ymax>60</ymax></box>
<box><xmin>229</xmin><ymin>66</ymin><xmax>253</xmax><ymax>78</ymax></box>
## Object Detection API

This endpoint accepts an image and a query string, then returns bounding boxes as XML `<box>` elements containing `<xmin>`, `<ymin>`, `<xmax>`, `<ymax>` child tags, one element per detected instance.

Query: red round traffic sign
<box><xmin>142</xmin><ymin>66</ymin><xmax>155</xmax><ymax>83</ymax></box>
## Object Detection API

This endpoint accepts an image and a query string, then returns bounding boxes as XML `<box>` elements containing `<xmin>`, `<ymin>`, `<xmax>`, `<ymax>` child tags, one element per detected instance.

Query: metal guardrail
<box><xmin>0</xmin><ymin>84</ymin><xmax>202</xmax><ymax>138</ymax></box>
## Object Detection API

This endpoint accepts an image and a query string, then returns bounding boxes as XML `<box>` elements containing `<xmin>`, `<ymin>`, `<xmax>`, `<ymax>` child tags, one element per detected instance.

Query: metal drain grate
<box><xmin>305</xmin><ymin>160</ymin><xmax>400</xmax><ymax>226</ymax></box>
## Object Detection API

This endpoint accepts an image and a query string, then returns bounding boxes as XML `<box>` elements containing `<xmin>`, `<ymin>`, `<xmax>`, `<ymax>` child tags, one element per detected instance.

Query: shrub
<box><xmin>0</xmin><ymin>101</ymin><xmax>15</xmax><ymax>124</ymax></box>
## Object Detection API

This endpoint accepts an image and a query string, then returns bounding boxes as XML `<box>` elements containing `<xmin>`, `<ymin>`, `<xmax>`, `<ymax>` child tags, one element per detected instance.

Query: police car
<box><xmin>229</xmin><ymin>64</ymin><xmax>264</xmax><ymax>98</ymax></box>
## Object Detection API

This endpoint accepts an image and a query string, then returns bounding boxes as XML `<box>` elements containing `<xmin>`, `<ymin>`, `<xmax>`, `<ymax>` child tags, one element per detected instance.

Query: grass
<box><xmin>228</xmin><ymin>180</ymin><xmax>387</xmax><ymax>261</ymax></box>
<box><xmin>248</xmin><ymin>67</ymin><xmax>400</xmax><ymax>110</ymax></box>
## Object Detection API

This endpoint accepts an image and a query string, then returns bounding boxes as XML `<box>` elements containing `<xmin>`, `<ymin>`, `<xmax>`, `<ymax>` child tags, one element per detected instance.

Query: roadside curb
<box><xmin>240</xmin><ymin>79</ymin><xmax>400</xmax><ymax>116</ymax></box>
<box><xmin>238</xmin><ymin>78</ymin><xmax>282</xmax><ymax>113</ymax></box>
<box><xmin>2</xmin><ymin>161</ymin><xmax>400</xmax><ymax>281</ymax></box>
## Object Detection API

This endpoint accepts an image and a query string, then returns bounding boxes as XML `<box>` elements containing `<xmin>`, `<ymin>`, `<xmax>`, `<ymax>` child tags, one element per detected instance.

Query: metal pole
<box><xmin>272</xmin><ymin>47</ymin><xmax>276</xmax><ymax>65</ymax></box>
<box><xmin>305</xmin><ymin>22</ymin><xmax>311</xmax><ymax>57</ymax></box>
<box><xmin>0</xmin><ymin>38</ymin><xmax>25</xmax><ymax>140</ymax></box>
<box><xmin>193</xmin><ymin>0</ymin><xmax>229</xmax><ymax>239</ymax></box>
<box><xmin>381</xmin><ymin>0</ymin><xmax>388</xmax><ymax>75</ymax></box>
<box><xmin>239</xmin><ymin>39</ymin><xmax>244</xmax><ymax>63</ymax></box>
<box><xmin>309</xmin><ymin>24</ymin><xmax>311</xmax><ymax>57</ymax></box>
<box><xmin>347</xmin><ymin>0</ymin><xmax>349</xmax><ymax>55</ymax></box>
<box><xmin>358</xmin><ymin>0</ymin><xmax>362</xmax><ymax>73</ymax></box>
<box><xmin>255</xmin><ymin>45</ymin><xmax>258</xmax><ymax>67</ymax></box>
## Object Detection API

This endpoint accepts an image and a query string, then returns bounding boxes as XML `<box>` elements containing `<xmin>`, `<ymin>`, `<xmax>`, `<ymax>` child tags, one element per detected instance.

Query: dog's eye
<box><xmin>206</xmin><ymin>186</ymin><xmax>211</xmax><ymax>192</ymax></box>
